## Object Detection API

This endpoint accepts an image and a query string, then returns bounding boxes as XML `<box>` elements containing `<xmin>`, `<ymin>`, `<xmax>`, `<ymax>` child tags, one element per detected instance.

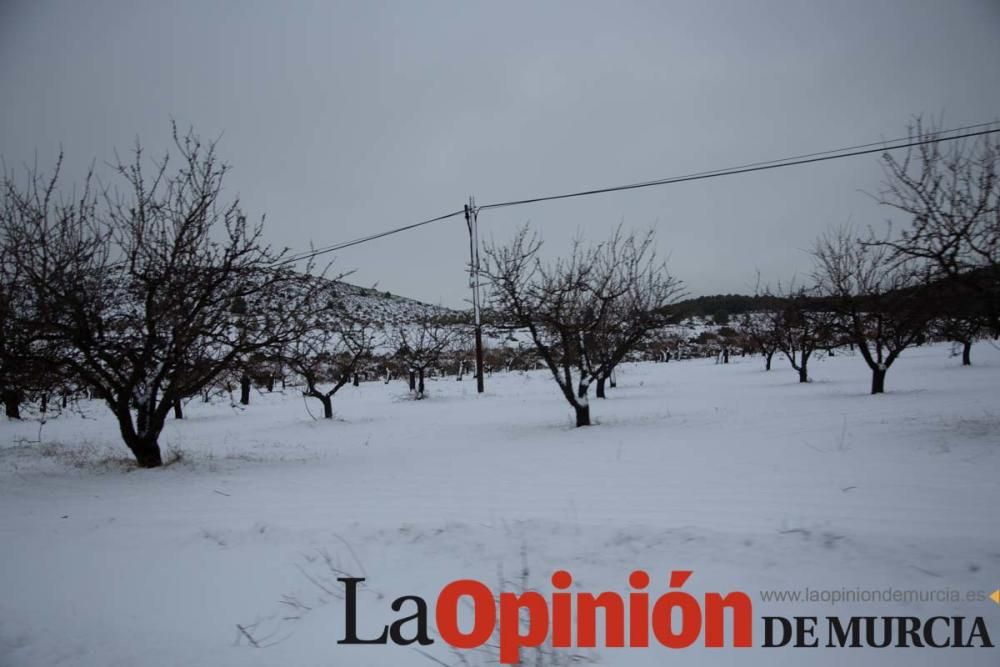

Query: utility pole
<box><xmin>465</xmin><ymin>197</ymin><xmax>485</xmax><ymax>393</ymax></box>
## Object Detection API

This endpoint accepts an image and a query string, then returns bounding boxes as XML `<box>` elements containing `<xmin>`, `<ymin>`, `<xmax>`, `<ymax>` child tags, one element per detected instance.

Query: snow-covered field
<box><xmin>1</xmin><ymin>343</ymin><xmax>998</xmax><ymax>666</ymax></box>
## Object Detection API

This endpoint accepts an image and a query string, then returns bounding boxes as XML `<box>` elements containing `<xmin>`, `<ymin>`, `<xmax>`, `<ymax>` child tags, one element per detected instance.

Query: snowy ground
<box><xmin>1</xmin><ymin>343</ymin><xmax>998</xmax><ymax>666</ymax></box>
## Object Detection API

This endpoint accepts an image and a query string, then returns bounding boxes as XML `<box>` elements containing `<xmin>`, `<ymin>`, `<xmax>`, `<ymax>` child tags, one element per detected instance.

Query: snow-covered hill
<box><xmin>328</xmin><ymin>280</ymin><xmax>460</xmax><ymax>329</ymax></box>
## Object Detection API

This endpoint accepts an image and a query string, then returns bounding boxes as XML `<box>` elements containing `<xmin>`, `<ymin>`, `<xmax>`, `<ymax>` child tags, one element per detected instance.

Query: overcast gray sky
<box><xmin>2</xmin><ymin>0</ymin><xmax>999</xmax><ymax>307</ymax></box>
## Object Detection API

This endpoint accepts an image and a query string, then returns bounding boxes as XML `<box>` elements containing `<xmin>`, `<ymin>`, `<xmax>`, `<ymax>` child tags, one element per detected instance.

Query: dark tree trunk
<box><xmin>609</xmin><ymin>371</ymin><xmax>616</xmax><ymax>389</ymax></box>
<box><xmin>129</xmin><ymin>437</ymin><xmax>163</xmax><ymax>468</ymax></box>
<box><xmin>596</xmin><ymin>377</ymin><xmax>607</xmax><ymax>399</ymax></box>
<box><xmin>574</xmin><ymin>403</ymin><xmax>591</xmax><ymax>427</ymax></box>
<box><xmin>408</xmin><ymin>370</ymin><xmax>416</xmax><ymax>392</ymax></box>
<box><xmin>871</xmin><ymin>367</ymin><xmax>887</xmax><ymax>395</ymax></box>
<box><xmin>117</xmin><ymin>399</ymin><xmax>168</xmax><ymax>468</ymax></box>
<box><xmin>962</xmin><ymin>340</ymin><xmax>972</xmax><ymax>366</ymax></box>
<box><xmin>764</xmin><ymin>351</ymin><xmax>774</xmax><ymax>371</ymax></box>
<box><xmin>173</xmin><ymin>400</ymin><xmax>183</xmax><ymax>419</ymax></box>
<box><xmin>136</xmin><ymin>403</ymin><xmax>149</xmax><ymax>435</ymax></box>
<box><xmin>320</xmin><ymin>395</ymin><xmax>333</xmax><ymax>419</ymax></box>
<box><xmin>119</xmin><ymin>421</ymin><xmax>163</xmax><ymax>468</ymax></box>
<box><xmin>2</xmin><ymin>389</ymin><xmax>22</xmax><ymax>420</ymax></box>
<box><xmin>577</xmin><ymin>381</ymin><xmax>587</xmax><ymax>399</ymax></box>
<box><xmin>266</xmin><ymin>375</ymin><xmax>275</xmax><ymax>392</ymax></box>
<box><xmin>417</xmin><ymin>368</ymin><xmax>425</xmax><ymax>396</ymax></box>
<box><xmin>794</xmin><ymin>351</ymin><xmax>811</xmax><ymax>383</ymax></box>
<box><xmin>352</xmin><ymin>373</ymin><xmax>359</xmax><ymax>387</ymax></box>
<box><xmin>62</xmin><ymin>391</ymin><xmax>69</xmax><ymax>408</ymax></box>
<box><xmin>239</xmin><ymin>375</ymin><xmax>251</xmax><ymax>405</ymax></box>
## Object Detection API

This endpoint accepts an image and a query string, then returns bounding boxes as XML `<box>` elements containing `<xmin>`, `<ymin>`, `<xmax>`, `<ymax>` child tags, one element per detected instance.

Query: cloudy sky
<box><xmin>2</xmin><ymin>0</ymin><xmax>998</xmax><ymax>307</ymax></box>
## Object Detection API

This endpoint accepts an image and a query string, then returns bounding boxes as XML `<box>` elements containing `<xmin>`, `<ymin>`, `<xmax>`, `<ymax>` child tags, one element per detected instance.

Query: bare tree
<box><xmin>285</xmin><ymin>306</ymin><xmax>376</xmax><ymax>419</ymax></box>
<box><xmin>642</xmin><ymin>329</ymin><xmax>685</xmax><ymax>363</ymax></box>
<box><xmin>737</xmin><ymin>311</ymin><xmax>780</xmax><ymax>371</ymax></box>
<box><xmin>930</xmin><ymin>281</ymin><xmax>991</xmax><ymax>366</ymax></box>
<box><xmin>766</xmin><ymin>285</ymin><xmax>836</xmax><ymax>383</ymax></box>
<box><xmin>1</xmin><ymin>154</ymin><xmax>86</xmax><ymax>420</ymax></box>
<box><xmin>0</xmin><ymin>236</ymin><xmax>28</xmax><ymax>418</ymax></box>
<box><xmin>391</xmin><ymin>317</ymin><xmax>461</xmax><ymax>399</ymax></box>
<box><xmin>874</xmin><ymin>119</ymin><xmax>1000</xmax><ymax>331</ymax></box>
<box><xmin>484</xmin><ymin>225</ymin><xmax>683</xmax><ymax>426</ymax></box>
<box><xmin>1</xmin><ymin>126</ymin><xmax>331</xmax><ymax>466</ymax></box>
<box><xmin>812</xmin><ymin>225</ymin><xmax>931</xmax><ymax>394</ymax></box>
<box><xmin>580</xmin><ymin>232</ymin><xmax>685</xmax><ymax>398</ymax></box>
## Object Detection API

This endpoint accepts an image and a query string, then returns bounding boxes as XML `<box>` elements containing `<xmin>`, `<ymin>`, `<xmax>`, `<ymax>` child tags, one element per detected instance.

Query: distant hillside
<box><xmin>328</xmin><ymin>280</ymin><xmax>464</xmax><ymax>329</ymax></box>
<box><xmin>330</xmin><ymin>269</ymin><xmax>997</xmax><ymax>334</ymax></box>
<box><xmin>666</xmin><ymin>294</ymin><xmax>774</xmax><ymax>324</ymax></box>
<box><xmin>669</xmin><ymin>270</ymin><xmax>998</xmax><ymax>326</ymax></box>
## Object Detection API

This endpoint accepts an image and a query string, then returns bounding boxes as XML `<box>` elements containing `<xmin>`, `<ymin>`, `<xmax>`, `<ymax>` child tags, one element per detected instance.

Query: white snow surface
<box><xmin>1</xmin><ymin>342</ymin><xmax>999</xmax><ymax>666</ymax></box>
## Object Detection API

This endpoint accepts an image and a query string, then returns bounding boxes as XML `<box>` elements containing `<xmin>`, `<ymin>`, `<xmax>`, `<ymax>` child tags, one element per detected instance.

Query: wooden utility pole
<box><xmin>465</xmin><ymin>197</ymin><xmax>485</xmax><ymax>393</ymax></box>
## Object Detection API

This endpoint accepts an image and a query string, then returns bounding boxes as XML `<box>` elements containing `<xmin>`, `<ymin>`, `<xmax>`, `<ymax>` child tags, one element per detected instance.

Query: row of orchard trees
<box><xmin>0</xmin><ymin>126</ymin><xmax>487</xmax><ymax>466</ymax></box>
<box><xmin>0</xmin><ymin>126</ymin><xmax>376</xmax><ymax>467</ymax></box>
<box><xmin>0</xmin><ymin>122</ymin><xmax>517</xmax><ymax>465</ymax></box>
<box><xmin>739</xmin><ymin>121</ymin><xmax>998</xmax><ymax>393</ymax></box>
<box><xmin>2</xmin><ymin>119</ymin><xmax>995</xmax><ymax>461</ymax></box>
<box><xmin>738</xmin><ymin>234</ymin><xmax>932</xmax><ymax>394</ymax></box>
<box><xmin>478</xmin><ymin>118</ymin><xmax>998</xmax><ymax>418</ymax></box>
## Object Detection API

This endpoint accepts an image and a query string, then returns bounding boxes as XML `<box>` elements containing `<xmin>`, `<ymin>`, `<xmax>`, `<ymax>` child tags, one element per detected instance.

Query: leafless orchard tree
<box><xmin>484</xmin><ymin>225</ymin><xmax>683</xmax><ymax>426</ymax></box>
<box><xmin>812</xmin><ymin>225</ymin><xmax>931</xmax><ymax>394</ymax></box>
<box><xmin>929</xmin><ymin>280</ymin><xmax>991</xmax><ymax>366</ymax></box>
<box><xmin>0</xmin><ymin>126</ymin><xmax>332</xmax><ymax>466</ymax></box>
<box><xmin>0</xmin><ymin>234</ymin><xmax>31</xmax><ymax>418</ymax></box>
<box><xmin>737</xmin><ymin>274</ymin><xmax>782</xmax><ymax>372</ymax></box>
<box><xmin>1</xmin><ymin>154</ymin><xmax>88</xmax><ymax>420</ymax></box>
<box><xmin>934</xmin><ymin>313</ymin><xmax>988</xmax><ymax>367</ymax></box>
<box><xmin>874</xmin><ymin>119</ymin><xmax>1000</xmax><ymax>331</ymax></box>
<box><xmin>642</xmin><ymin>329</ymin><xmax>685</xmax><ymax>363</ymax></box>
<box><xmin>391</xmin><ymin>316</ymin><xmax>461</xmax><ymax>399</ymax></box>
<box><xmin>737</xmin><ymin>311</ymin><xmax>780</xmax><ymax>371</ymax></box>
<box><xmin>284</xmin><ymin>306</ymin><xmax>376</xmax><ymax>419</ymax></box>
<box><xmin>580</xmin><ymin>231</ymin><xmax>685</xmax><ymax>398</ymax></box>
<box><xmin>764</xmin><ymin>284</ymin><xmax>837</xmax><ymax>383</ymax></box>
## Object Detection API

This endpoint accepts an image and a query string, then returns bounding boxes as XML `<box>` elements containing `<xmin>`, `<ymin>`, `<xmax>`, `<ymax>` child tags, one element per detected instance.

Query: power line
<box><xmin>276</xmin><ymin>208</ymin><xmax>464</xmax><ymax>266</ymax></box>
<box><xmin>478</xmin><ymin>123</ymin><xmax>1000</xmax><ymax>211</ymax></box>
<box><xmin>529</xmin><ymin>119</ymin><xmax>999</xmax><ymax>203</ymax></box>
<box><xmin>278</xmin><ymin>121</ymin><xmax>1000</xmax><ymax>265</ymax></box>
